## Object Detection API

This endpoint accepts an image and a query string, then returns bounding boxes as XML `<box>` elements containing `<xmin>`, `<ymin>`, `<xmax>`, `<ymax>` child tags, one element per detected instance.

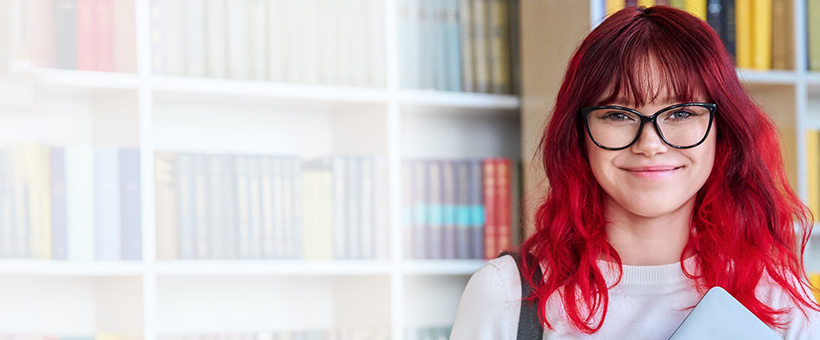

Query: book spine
<box><xmin>192</xmin><ymin>154</ymin><xmax>210</xmax><ymax>259</ymax></box>
<box><xmin>735</xmin><ymin>0</ymin><xmax>752</xmax><ymax>68</ymax></box>
<box><xmin>29</xmin><ymin>0</ymin><xmax>55</xmax><ymax>68</ymax></box>
<box><xmin>771</xmin><ymin>0</ymin><xmax>792</xmax><ymax>70</ymax></box>
<box><xmin>510</xmin><ymin>159</ymin><xmax>522</xmax><ymax>246</ymax></box>
<box><xmin>227</xmin><ymin>0</ymin><xmax>250</xmax><ymax>79</ymax></box>
<box><xmin>367</xmin><ymin>0</ymin><xmax>386</xmax><ymax>87</ymax></box>
<box><xmin>292</xmin><ymin>157</ymin><xmax>304</xmax><ymax>259</ymax></box>
<box><xmin>50</xmin><ymin>148</ymin><xmax>67</xmax><ymax>260</ymax></box>
<box><xmin>235</xmin><ymin>155</ymin><xmax>252</xmax><ymax>259</ymax></box>
<box><xmin>150</xmin><ymin>0</ymin><xmax>165</xmax><ymax>74</ymax></box>
<box><xmin>260</xmin><ymin>156</ymin><xmax>276</xmax><ymax>259</ymax></box>
<box><xmin>473</xmin><ymin>0</ymin><xmax>489</xmax><ymax>93</ymax></box>
<box><xmin>625</xmin><ymin>0</ymin><xmax>638</xmax><ymax>6</ymax></box>
<box><xmin>508</xmin><ymin>0</ymin><xmax>520</xmax><ymax>94</ymax></box>
<box><xmin>418</xmin><ymin>0</ymin><xmax>432</xmax><ymax>89</ymax></box>
<box><xmin>283</xmin><ymin>157</ymin><xmax>297</xmax><ymax>259</ymax></box>
<box><xmin>402</xmin><ymin>160</ymin><xmax>414</xmax><ymax>259</ymax></box>
<box><xmin>752</xmin><ymin>0</ymin><xmax>772</xmax><ymax>70</ymax></box>
<box><xmin>434</xmin><ymin>0</ymin><xmax>447</xmax><ymax>90</ymax></box>
<box><xmin>205</xmin><ymin>0</ymin><xmax>227</xmax><ymax>78</ymax></box>
<box><xmin>0</xmin><ymin>150</ymin><xmax>12</xmax><ymax>258</ymax></box>
<box><xmin>76</xmin><ymin>0</ymin><xmax>96</xmax><ymax>70</ymax></box>
<box><xmin>670</xmin><ymin>0</ymin><xmax>686</xmax><ymax>10</ymax></box>
<box><xmin>221</xmin><ymin>154</ymin><xmax>237</xmax><ymax>259</ymax></box>
<box><xmin>407</xmin><ymin>0</ymin><xmax>421</xmax><ymax>88</ymax></box>
<box><xmin>720</xmin><ymin>0</ymin><xmax>736</xmax><ymax>62</ymax></box>
<box><xmin>112</xmin><ymin>0</ymin><xmax>137</xmax><ymax>72</ymax></box>
<box><xmin>374</xmin><ymin>156</ymin><xmax>389</xmax><ymax>260</ymax></box>
<box><xmin>488</xmin><ymin>0</ymin><xmax>510</xmax><ymax>94</ymax></box>
<box><xmin>445</xmin><ymin>0</ymin><xmax>462</xmax><ymax>92</ymax></box>
<box><xmin>606</xmin><ymin>0</ymin><xmax>626</xmax><ymax>16</ymax></box>
<box><xmin>301</xmin><ymin>164</ymin><xmax>314</xmax><ymax>259</ymax></box>
<box><xmin>346</xmin><ymin>156</ymin><xmax>361</xmax><ymax>259</ymax></box>
<box><xmin>706</xmin><ymin>0</ymin><xmax>723</xmax><ymax>41</ymax></box>
<box><xmin>332</xmin><ymin>156</ymin><xmax>347</xmax><ymax>259</ymax></box>
<box><xmin>315</xmin><ymin>0</ymin><xmax>336</xmax><ymax>85</ymax></box>
<box><xmin>13</xmin><ymin>146</ymin><xmax>29</xmax><ymax>258</ymax></box>
<box><xmin>95</xmin><ymin>0</ymin><xmax>114</xmax><ymax>71</ymax></box>
<box><xmin>441</xmin><ymin>160</ymin><xmax>457</xmax><ymax>259</ymax></box>
<box><xmin>496</xmin><ymin>158</ymin><xmax>511</xmax><ymax>252</ymax></box>
<box><xmin>459</xmin><ymin>0</ymin><xmax>475</xmax><ymax>92</ymax></box>
<box><xmin>455</xmin><ymin>160</ymin><xmax>470</xmax><ymax>259</ymax></box>
<box><xmin>360</xmin><ymin>156</ymin><xmax>374</xmax><ymax>259</ymax></box>
<box><xmin>428</xmin><ymin>160</ymin><xmax>443</xmax><ymax>259</ymax></box>
<box><xmin>185</xmin><ymin>0</ymin><xmax>206</xmax><ymax>77</ymax></box>
<box><xmin>94</xmin><ymin>146</ymin><xmax>121</xmax><ymax>261</ymax></box>
<box><xmin>66</xmin><ymin>146</ymin><xmax>95</xmax><ymax>260</ymax></box>
<box><xmin>482</xmin><ymin>159</ymin><xmax>496</xmax><ymax>260</ymax></box>
<box><xmin>25</xmin><ymin>144</ymin><xmax>50</xmax><ymax>260</ymax></box>
<box><xmin>637</xmin><ymin>0</ymin><xmax>654</xmax><ymax>6</ymax></box>
<box><xmin>807</xmin><ymin>131</ymin><xmax>820</xmax><ymax>220</ymax></box>
<box><xmin>120</xmin><ymin>148</ymin><xmax>142</xmax><ymax>260</ymax></box>
<box><xmin>177</xmin><ymin>154</ymin><xmax>195</xmax><ymax>259</ymax></box>
<box><xmin>248</xmin><ymin>156</ymin><xmax>263</xmax><ymax>259</ymax></box>
<box><xmin>413</xmin><ymin>160</ymin><xmax>428</xmax><ymax>259</ymax></box>
<box><xmin>206</xmin><ymin>155</ymin><xmax>224</xmax><ymax>259</ymax></box>
<box><xmin>164</xmin><ymin>0</ymin><xmax>186</xmax><ymax>75</ymax></box>
<box><xmin>54</xmin><ymin>0</ymin><xmax>78</xmax><ymax>69</ymax></box>
<box><xmin>349</xmin><ymin>0</ymin><xmax>367</xmax><ymax>86</ymax></box>
<box><xmin>685</xmin><ymin>0</ymin><xmax>707</xmax><ymax>20</ymax></box>
<box><xmin>272</xmin><ymin>157</ymin><xmax>285</xmax><ymax>259</ymax></box>
<box><xmin>248</xmin><ymin>0</ymin><xmax>268</xmax><ymax>81</ymax></box>
<box><xmin>155</xmin><ymin>151</ymin><xmax>178</xmax><ymax>260</ymax></box>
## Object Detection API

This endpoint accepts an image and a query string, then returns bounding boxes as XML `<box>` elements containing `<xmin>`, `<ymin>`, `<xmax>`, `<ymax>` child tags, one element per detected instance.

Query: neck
<box><xmin>602</xmin><ymin>195</ymin><xmax>696</xmax><ymax>266</ymax></box>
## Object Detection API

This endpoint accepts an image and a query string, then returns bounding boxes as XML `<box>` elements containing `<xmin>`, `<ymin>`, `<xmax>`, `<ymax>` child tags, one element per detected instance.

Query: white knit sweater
<box><xmin>450</xmin><ymin>255</ymin><xmax>820</xmax><ymax>339</ymax></box>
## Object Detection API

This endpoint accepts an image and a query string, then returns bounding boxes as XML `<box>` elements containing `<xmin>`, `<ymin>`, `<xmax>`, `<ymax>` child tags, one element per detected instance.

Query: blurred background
<box><xmin>2</xmin><ymin>0</ymin><xmax>820</xmax><ymax>339</ymax></box>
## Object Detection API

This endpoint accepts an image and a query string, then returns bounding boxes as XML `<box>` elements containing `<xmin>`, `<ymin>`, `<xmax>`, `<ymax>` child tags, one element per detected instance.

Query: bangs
<box><xmin>581</xmin><ymin>14</ymin><xmax>710</xmax><ymax>108</ymax></box>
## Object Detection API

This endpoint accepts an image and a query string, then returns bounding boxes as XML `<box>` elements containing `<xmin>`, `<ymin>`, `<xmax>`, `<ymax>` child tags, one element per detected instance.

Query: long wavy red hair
<box><xmin>517</xmin><ymin>5</ymin><xmax>820</xmax><ymax>333</ymax></box>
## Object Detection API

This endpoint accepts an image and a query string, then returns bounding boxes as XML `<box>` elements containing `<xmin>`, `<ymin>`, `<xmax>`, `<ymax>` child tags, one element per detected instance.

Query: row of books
<box><xmin>402</xmin><ymin>158</ymin><xmax>521</xmax><ymax>260</ymax></box>
<box><xmin>28</xmin><ymin>0</ymin><xmax>136</xmax><ymax>72</ymax></box>
<box><xmin>151</xmin><ymin>0</ymin><xmax>386</xmax><ymax>87</ymax></box>
<box><xmin>404</xmin><ymin>326</ymin><xmax>451</xmax><ymax>340</ymax></box>
<box><xmin>397</xmin><ymin>0</ymin><xmax>519</xmax><ymax>94</ymax></box>
<box><xmin>155</xmin><ymin>152</ymin><xmax>390</xmax><ymax>260</ymax></box>
<box><xmin>0</xmin><ymin>334</ymin><xmax>134</xmax><ymax>340</ymax></box>
<box><xmin>606</xmin><ymin>0</ymin><xmax>794</xmax><ymax>71</ymax></box>
<box><xmin>0</xmin><ymin>144</ymin><xmax>143</xmax><ymax>261</ymax></box>
<box><xmin>158</xmin><ymin>329</ymin><xmax>390</xmax><ymax>340</ymax></box>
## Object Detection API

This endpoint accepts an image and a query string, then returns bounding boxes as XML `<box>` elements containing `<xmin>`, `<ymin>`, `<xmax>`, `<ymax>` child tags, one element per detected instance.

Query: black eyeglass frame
<box><xmin>579</xmin><ymin>102</ymin><xmax>717</xmax><ymax>151</ymax></box>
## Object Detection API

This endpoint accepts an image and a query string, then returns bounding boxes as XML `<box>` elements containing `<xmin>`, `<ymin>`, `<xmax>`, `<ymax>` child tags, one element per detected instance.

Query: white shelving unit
<box><xmin>0</xmin><ymin>0</ymin><xmax>520</xmax><ymax>339</ymax></box>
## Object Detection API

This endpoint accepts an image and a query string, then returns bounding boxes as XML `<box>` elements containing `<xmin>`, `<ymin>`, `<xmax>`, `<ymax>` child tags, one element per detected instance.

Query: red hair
<box><xmin>518</xmin><ymin>5</ymin><xmax>820</xmax><ymax>334</ymax></box>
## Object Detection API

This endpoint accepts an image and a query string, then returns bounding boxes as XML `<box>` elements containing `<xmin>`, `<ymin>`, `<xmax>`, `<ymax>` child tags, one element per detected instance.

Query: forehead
<box><xmin>593</xmin><ymin>55</ymin><xmax>709</xmax><ymax>107</ymax></box>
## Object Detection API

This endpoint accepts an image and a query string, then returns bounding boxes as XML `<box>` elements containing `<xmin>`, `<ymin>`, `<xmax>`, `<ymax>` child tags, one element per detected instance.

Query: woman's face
<box><xmin>585</xmin><ymin>94</ymin><xmax>717</xmax><ymax>219</ymax></box>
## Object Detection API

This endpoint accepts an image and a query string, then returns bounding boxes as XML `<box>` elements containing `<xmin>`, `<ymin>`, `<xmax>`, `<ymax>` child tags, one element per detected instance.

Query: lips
<box><xmin>622</xmin><ymin>166</ymin><xmax>684</xmax><ymax>172</ymax></box>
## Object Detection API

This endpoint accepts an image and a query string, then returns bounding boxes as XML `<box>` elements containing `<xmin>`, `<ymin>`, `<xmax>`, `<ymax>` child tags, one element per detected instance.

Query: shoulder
<box><xmin>450</xmin><ymin>255</ymin><xmax>524</xmax><ymax>340</ymax></box>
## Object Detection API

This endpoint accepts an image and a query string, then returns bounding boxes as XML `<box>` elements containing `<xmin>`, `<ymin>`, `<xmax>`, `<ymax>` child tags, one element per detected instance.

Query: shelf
<box><xmin>20</xmin><ymin>67</ymin><xmax>142</xmax><ymax>90</ymax></box>
<box><xmin>736</xmin><ymin>69</ymin><xmax>797</xmax><ymax>85</ymax></box>
<box><xmin>151</xmin><ymin>75</ymin><xmax>390</xmax><ymax>106</ymax></box>
<box><xmin>805</xmin><ymin>72</ymin><xmax>820</xmax><ymax>85</ymax></box>
<box><xmin>154</xmin><ymin>260</ymin><xmax>394</xmax><ymax>276</ymax></box>
<box><xmin>0</xmin><ymin>260</ymin><xmax>145</xmax><ymax>276</ymax></box>
<box><xmin>402</xmin><ymin>260</ymin><xmax>487</xmax><ymax>275</ymax></box>
<box><xmin>398</xmin><ymin>89</ymin><xmax>520</xmax><ymax>110</ymax></box>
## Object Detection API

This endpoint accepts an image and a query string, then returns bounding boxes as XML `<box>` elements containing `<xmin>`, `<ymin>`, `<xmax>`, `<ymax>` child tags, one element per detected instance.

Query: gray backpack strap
<box><xmin>498</xmin><ymin>251</ymin><xmax>544</xmax><ymax>340</ymax></box>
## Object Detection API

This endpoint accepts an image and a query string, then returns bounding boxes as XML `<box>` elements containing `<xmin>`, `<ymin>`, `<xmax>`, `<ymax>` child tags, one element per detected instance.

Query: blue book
<box><xmin>455</xmin><ymin>160</ymin><xmax>471</xmax><ymax>259</ymax></box>
<box><xmin>290</xmin><ymin>157</ymin><xmax>303</xmax><ymax>259</ymax></box>
<box><xmin>193</xmin><ymin>154</ymin><xmax>211</xmax><ymax>259</ymax></box>
<box><xmin>398</xmin><ymin>0</ymin><xmax>411</xmax><ymax>88</ymax></box>
<box><xmin>247</xmin><ymin>156</ymin><xmax>263</xmax><ymax>259</ymax></box>
<box><xmin>402</xmin><ymin>160</ymin><xmax>414</xmax><ymax>260</ymax></box>
<box><xmin>468</xmin><ymin>159</ymin><xmax>485</xmax><ymax>259</ymax></box>
<box><xmin>346</xmin><ymin>156</ymin><xmax>361</xmax><ymax>259</ymax></box>
<box><xmin>50</xmin><ymin>148</ymin><xmax>68</xmax><ymax>260</ymax></box>
<box><xmin>446</xmin><ymin>0</ymin><xmax>463</xmax><ymax>91</ymax></box>
<box><xmin>120</xmin><ymin>148</ymin><xmax>142</xmax><ymax>260</ymax></box>
<box><xmin>219</xmin><ymin>154</ymin><xmax>237</xmax><ymax>259</ymax></box>
<box><xmin>94</xmin><ymin>146</ymin><xmax>121</xmax><ymax>261</ymax></box>
<box><xmin>434</xmin><ymin>0</ymin><xmax>448</xmax><ymax>90</ymax></box>
<box><xmin>234</xmin><ymin>155</ymin><xmax>253</xmax><ymax>259</ymax></box>
<box><xmin>408</xmin><ymin>0</ymin><xmax>421</xmax><ymax>88</ymax></box>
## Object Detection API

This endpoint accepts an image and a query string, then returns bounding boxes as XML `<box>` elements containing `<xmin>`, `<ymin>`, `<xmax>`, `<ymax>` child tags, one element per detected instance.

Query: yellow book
<box><xmin>685</xmin><ymin>0</ymin><xmax>707</xmax><ymax>20</ymax></box>
<box><xmin>736</xmin><ymin>0</ymin><xmax>753</xmax><ymax>69</ymax></box>
<box><xmin>606</xmin><ymin>0</ymin><xmax>625</xmax><ymax>17</ymax></box>
<box><xmin>638</xmin><ymin>0</ymin><xmax>655</xmax><ymax>7</ymax></box>
<box><xmin>809</xmin><ymin>130</ymin><xmax>820</xmax><ymax>222</ymax></box>
<box><xmin>810</xmin><ymin>273</ymin><xmax>820</xmax><ymax>303</ymax></box>
<box><xmin>489</xmin><ymin>0</ymin><xmax>510</xmax><ymax>94</ymax></box>
<box><xmin>753</xmin><ymin>0</ymin><xmax>773</xmax><ymax>70</ymax></box>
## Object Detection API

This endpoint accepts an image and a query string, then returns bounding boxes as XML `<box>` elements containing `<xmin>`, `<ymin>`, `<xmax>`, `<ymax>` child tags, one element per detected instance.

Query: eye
<box><xmin>603</xmin><ymin>112</ymin><xmax>634</xmax><ymax>121</ymax></box>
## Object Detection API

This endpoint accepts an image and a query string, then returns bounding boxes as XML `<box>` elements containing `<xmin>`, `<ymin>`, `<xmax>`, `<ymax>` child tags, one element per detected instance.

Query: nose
<box><xmin>630</xmin><ymin>121</ymin><xmax>668</xmax><ymax>157</ymax></box>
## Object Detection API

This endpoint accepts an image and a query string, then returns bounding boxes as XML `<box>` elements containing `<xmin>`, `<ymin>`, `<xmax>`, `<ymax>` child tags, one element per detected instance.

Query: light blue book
<box><xmin>346</xmin><ymin>156</ymin><xmax>361</xmax><ymax>259</ymax></box>
<box><xmin>50</xmin><ymin>148</ymin><xmax>68</xmax><ymax>260</ymax></box>
<box><xmin>427</xmin><ymin>160</ymin><xmax>443</xmax><ymax>259</ymax></box>
<box><xmin>247</xmin><ymin>155</ymin><xmax>263</xmax><ymax>259</ymax></box>
<box><xmin>234</xmin><ymin>155</ymin><xmax>253</xmax><ymax>260</ymax></box>
<box><xmin>192</xmin><ymin>154</ymin><xmax>210</xmax><ymax>259</ymax></box>
<box><xmin>446</xmin><ymin>0</ymin><xmax>463</xmax><ymax>91</ymax></box>
<box><xmin>290</xmin><ymin>157</ymin><xmax>303</xmax><ymax>259</ymax></box>
<box><xmin>332</xmin><ymin>156</ymin><xmax>347</xmax><ymax>259</ymax></box>
<box><xmin>94</xmin><ymin>146</ymin><xmax>121</xmax><ymax>261</ymax></box>
<box><xmin>177</xmin><ymin>153</ymin><xmax>195</xmax><ymax>259</ymax></box>
<box><xmin>120</xmin><ymin>148</ymin><xmax>142</xmax><ymax>260</ymax></box>
<box><xmin>360</xmin><ymin>156</ymin><xmax>374</xmax><ymax>260</ymax></box>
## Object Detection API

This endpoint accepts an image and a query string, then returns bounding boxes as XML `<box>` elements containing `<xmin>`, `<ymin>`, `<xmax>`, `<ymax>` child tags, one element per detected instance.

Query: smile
<box><xmin>622</xmin><ymin>166</ymin><xmax>684</xmax><ymax>179</ymax></box>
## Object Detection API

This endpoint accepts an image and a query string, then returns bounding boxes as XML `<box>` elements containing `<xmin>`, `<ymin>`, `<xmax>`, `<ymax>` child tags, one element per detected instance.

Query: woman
<box><xmin>450</xmin><ymin>5</ymin><xmax>820</xmax><ymax>340</ymax></box>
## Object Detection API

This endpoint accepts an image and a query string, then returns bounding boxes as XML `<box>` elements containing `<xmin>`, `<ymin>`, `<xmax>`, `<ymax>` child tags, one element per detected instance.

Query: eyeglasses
<box><xmin>579</xmin><ymin>103</ymin><xmax>717</xmax><ymax>150</ymax></box>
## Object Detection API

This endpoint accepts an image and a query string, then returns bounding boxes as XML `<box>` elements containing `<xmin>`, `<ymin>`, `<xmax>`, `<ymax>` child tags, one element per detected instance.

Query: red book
<box><xmin>76</xmin><ymin>0</ymin><xmax>96</xmax><ymax>70</ymax></box>
<box><xmin>94</xmin><ymin>0</ymin><xmax>114</xmax><ymax>71</ymax></box>
<box><xmin>483</xmin><ymin>158</ymin><xmax>497</xmax><ymax>259</ymax></box>
<box><xmin>496</xmin><ymin>158</ymin><xmax>512</xmax><ymax>252</ymax></box>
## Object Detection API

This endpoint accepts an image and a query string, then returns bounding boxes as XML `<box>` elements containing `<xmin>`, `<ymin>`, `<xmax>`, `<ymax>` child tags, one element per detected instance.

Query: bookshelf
<box><xmin>0</xmin><ymin>0</ymin><xmax>520</xmax><ymax>340</ymax></box>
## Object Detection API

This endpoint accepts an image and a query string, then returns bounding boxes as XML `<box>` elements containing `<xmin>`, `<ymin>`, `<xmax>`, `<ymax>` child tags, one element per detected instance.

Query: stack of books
<box><xmin>0</xmin><ymin>144</ymin><xmax>142</xmax><ymax>261</ymax></box>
